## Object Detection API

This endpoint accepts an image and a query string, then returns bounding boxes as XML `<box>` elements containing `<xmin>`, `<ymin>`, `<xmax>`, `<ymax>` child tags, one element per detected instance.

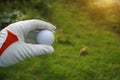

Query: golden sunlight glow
<box><xmin>94</xmin><ymin>0</ymin><xmax>118</xmax><ymax>8</ymax></box>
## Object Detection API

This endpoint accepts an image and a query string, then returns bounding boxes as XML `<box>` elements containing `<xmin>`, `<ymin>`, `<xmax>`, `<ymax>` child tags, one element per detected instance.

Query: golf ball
<box><xmin>36</xmin><ymin>30</ymin><xmax>54</xmax><ymax>45</ymax></box>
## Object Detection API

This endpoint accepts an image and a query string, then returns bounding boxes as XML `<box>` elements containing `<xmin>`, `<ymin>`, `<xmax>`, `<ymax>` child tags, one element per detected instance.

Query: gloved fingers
<box><xmin>0</xmin><ymin>41</ymin><xmax>54</xmax><ymax>67</ymax></box>
<box><xmin>6</xmin><ymin>19</ymin><xmax>56</xmax><ymax>41</ymax></box>
<box><xmin>19</xmin><ymin>42</ymin><xmax>54</xmax><ymax>58</ymax></box>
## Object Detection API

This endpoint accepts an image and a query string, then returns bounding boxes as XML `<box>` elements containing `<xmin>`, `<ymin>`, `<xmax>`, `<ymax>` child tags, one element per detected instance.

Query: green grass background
<box><xmin>0</xmin><ymin>0</ymin><xmax>120</xmax><ymax>80</ymax></box>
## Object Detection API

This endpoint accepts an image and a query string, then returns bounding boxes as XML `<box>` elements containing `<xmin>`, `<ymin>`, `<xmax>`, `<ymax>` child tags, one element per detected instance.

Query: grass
<box><xmin>0</xmin><ymin>1</ymin><xmax>120</xmax><ymax>80</ymax></box>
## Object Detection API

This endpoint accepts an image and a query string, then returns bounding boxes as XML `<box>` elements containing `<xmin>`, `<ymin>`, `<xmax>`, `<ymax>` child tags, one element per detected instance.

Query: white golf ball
<box><xmin>36</xmin><ymin>30</ymin><xmax>54</xmax><ymax>45</ymax></box>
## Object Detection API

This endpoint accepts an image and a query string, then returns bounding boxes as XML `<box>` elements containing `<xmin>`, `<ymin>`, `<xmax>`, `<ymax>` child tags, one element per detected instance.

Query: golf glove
<box><xmin>0</xmin><ymin>19</ymin><xmax>56</xmax><ymax>67</ymax></box>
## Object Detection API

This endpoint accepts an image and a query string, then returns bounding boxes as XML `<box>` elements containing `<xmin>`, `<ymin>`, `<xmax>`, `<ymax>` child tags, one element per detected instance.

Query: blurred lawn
<box><xmin>0</xmin><ymin>0</ymin><xmax>120</xmax><ymax>80</ymax></box>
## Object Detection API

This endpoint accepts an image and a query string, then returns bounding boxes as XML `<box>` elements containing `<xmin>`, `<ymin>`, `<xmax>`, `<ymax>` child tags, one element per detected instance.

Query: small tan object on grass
<box><xmin>79</xmin><ymin>47</ymin><xmax>87</xmax><ymax>55</ymax></box>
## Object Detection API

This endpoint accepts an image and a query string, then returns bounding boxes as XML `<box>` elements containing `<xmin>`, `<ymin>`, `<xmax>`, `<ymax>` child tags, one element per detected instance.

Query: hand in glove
<box><xmin>0</xmin><ymin>19</ymin><xmax>56</xmax><ymax>67</ymax></box>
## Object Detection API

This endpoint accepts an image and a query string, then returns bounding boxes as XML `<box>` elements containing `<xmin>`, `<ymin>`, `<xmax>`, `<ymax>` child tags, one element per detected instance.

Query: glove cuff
<box><xmin>0</xmin><ymin>30</ymin><xmax>18</xmax><ymax>56</ymax></box>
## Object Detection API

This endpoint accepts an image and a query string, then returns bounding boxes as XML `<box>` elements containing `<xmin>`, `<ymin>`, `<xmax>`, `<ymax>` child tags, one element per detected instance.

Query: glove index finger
<box><xmin>20</xmin><ymin>42</ymin><xmax>54</xmax><ymax>58</ymax></box>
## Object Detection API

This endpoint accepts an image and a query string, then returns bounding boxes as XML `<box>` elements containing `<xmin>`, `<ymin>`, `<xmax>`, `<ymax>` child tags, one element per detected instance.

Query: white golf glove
<box><xmin>0</xmin><ymin>19</ymin><xmax>56</xmax><ymax>67</ymax></box>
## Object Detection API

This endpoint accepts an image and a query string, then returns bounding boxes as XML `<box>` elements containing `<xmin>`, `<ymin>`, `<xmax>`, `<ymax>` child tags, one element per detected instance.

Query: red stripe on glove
<box><xmin>0</xmin><ymin>30</ymin><xmax>19</xmax><ymax>56</ymax></box>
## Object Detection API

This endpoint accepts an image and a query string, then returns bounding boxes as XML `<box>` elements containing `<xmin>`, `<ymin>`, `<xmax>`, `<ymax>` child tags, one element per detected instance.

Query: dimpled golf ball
<box><xmin>36</xmin><ymin>30</ymin><xmax>54</xmax><ymax>45</ymax></box>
